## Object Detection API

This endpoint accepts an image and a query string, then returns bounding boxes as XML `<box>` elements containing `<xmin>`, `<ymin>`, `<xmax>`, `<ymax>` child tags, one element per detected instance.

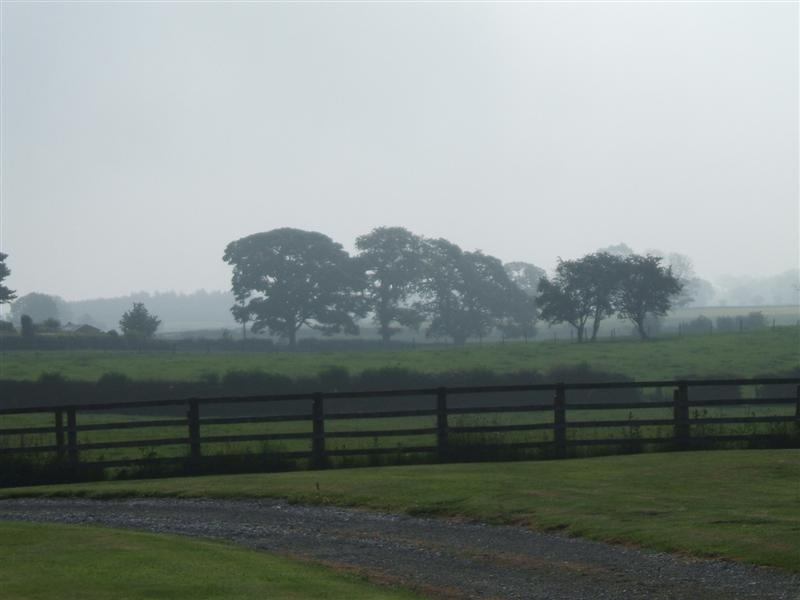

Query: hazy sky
<box><xmin>2</xmin><ymin>1</ymin><xmax>798</xmax><ymax>301</ymax></box>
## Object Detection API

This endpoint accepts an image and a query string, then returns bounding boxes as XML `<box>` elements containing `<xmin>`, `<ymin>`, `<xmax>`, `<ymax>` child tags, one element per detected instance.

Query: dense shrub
<box><xmin>716</xmin><ymin>311</ymin><xmax>767</xmax><ymax>333</ymax></box>
<box><xmin>20</xmin><ymin>315</ymin><xmax>34</xmax><ymax>338</ymax></box>
<box><xmin>681</xmin><ymin>315</ymin><xmax>713</xmax><ymax>335</ymax></box>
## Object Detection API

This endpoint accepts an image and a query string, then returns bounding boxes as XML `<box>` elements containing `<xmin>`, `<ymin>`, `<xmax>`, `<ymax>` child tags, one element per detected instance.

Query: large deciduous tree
<box><xmin>355</xmin><ymin>227</ymin><xmax>425</xmax><ymax>343</ymax></box>
<box><xmin>537</xmin><ymin>261</ymin><xmax>594</xmax><ymax>343</ymax></box>
<box><xmin>537</xmin><ymin>253</ymin><xmax>624</xmax><ymax>342</ymax></box>
<box><xmin>223</xmin><ymin>228</ymin><xmax>365</xmax><ymax>347</ymax></box>
<box><xmin>417</xmin><ymin>239</ymin><xmax>531</xmax><ymax>344</ymax></box>
<box><xmin>0</xmin><ymin>253</ymin><xmax>15</xmax><ymax>305</ymax></box>
<box><xmin>615</xmin><ymin>255</ymin><xmax>682</xmax><ymax>340</ymax></box>
<box><xmin>119</xmin><ymin>302</ymin><xmax>161</xmax><ymax>339</ymax></box>
<box><xmin>581</xmin><ymin>252</ymin><xmax>625</xmax><ymax>341</ymax></box>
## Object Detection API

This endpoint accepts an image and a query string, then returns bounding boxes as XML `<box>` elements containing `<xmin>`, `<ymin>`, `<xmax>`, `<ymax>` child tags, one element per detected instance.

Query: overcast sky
<box><xmin>1</xmin><ymin>1</ymin><xmax>797</xmax><ymax>301</ymax></box>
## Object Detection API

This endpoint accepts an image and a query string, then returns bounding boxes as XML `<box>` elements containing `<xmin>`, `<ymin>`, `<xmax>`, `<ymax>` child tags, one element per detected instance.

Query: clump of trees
<box><xmin>532</xmin><ymin>252</ymin><xmax>682</xmax><ymax>341</ymax></box>
<box><xmin>224</xmin><ymin>228</ymin><xmax>536</xmax><ymax>346</ymax></box>
<box><xmin>223</xmin><ymin>228</ymin><xmax>683</xmax><ymax>346</ymax></box>
<box><xmin>224</xmin><ymin>229</ymin><xmax>367</xmax><ymax>348</ymax></box>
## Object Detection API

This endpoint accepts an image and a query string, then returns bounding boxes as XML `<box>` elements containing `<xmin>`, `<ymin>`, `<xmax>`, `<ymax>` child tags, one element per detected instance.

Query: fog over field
<box><xmin>1</xmin><ymin>2</ymin><xmax>797</xmax><ymax>305</ymax></box>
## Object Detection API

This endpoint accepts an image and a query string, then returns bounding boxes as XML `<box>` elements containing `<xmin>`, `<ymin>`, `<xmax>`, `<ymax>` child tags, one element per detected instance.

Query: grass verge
<box><xmin>0</xmin><ymin>521</ymin><xmax>424</xmax><ymax>600</ymax></box>
<box><xmin>2</xmin><ymin>449</ymin><xmax>798</xmax><ymax>572</ymax></box>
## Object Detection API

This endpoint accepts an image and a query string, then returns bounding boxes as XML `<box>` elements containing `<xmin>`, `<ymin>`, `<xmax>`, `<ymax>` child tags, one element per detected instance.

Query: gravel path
<box><xmin>1</xmin><ymin>498</ymin><xmax>797</xmax><ymax>600</ymax></box>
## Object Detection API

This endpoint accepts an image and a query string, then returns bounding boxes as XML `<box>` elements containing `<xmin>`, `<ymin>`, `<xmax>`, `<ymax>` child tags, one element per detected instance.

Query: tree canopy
<box><xmin>0</xmin><ymin>253</ymin><xmax>15</xmax><ymax>305</ymax></box>
<box><xmin>417</xmin><ymin>239</ymin><xmax>533</xmax><ymax>344</ymax></box>
<box><xmin>119</xmin><ymin>302</ymin><xmax>161</xmax><ymax>339</ymax></box>
<box><xmin>504</xmin><ymin>261</ymin><xmax>546</xmax><ymax>297</ymax></box>
<box><xmin>614</xmin><ymin>255</ymin><xmax>682</xmax><ymax>339</ymax></box>
<box><xmin>223</xmin><ymin>228</ymin><xmax>366</xmax><ymax>347</ymax></box>
<box><xmin>537</xmin><ymin>259</ymin><xmax>596</xmax><ymax>343</ymax></box>
<box><xmin>355</xmin><ymin>227</ymin><xmax>425</xmax><ymax>343</ymax></box>
<box><xmin>538</xmin><ymin>252</ymin><xmax>684</xmax><ymax>341</ymax></box>
<box><xmin>10</xmin><ymin>292</ymin><xmax>66</xmax><ymax>324</ymax></box>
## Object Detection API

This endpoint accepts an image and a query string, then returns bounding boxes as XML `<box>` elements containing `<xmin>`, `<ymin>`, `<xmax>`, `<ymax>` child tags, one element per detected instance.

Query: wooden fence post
<box><xmin>66</xmin><ymin>407</ymin><xmax>78</xmax><ymax>468</ymax></box>
<box><xmin>54</xmin><ymin>410</ymin><xmax>65</xmax><ymax>460</ymax></box>
<box><xmin>553</xmin><ymin>384</ymin><xmax>567</xmax><ymax>459</ymax></box>
<box><xmin>312</xmin><ymin>392</ymin><xmax>326</xmax><ymax>469</ymax></box>
<box><xmin>436</xmin><ymin>388</ymin><xmax>448</xmax><ymax>461</ymax></box>
<box><xmin>187</xmin><ymin>400</ymin><xmax>201</xmax><ymax>461</ymax></box>
<box><xmin>673</xmin><ymin>383</ymin><xmax>690</xmax><ymax>448</ymax></box>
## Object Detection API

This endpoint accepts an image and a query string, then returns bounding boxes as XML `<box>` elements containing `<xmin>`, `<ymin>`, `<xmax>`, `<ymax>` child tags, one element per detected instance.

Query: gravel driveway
<box><xmin>1</xmin><ymin>498</ymin><xmax>797</xmax><ymax>600</ymax></box>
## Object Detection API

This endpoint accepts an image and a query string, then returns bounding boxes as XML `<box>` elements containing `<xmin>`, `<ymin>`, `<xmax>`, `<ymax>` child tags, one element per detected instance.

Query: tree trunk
<box><xmin>288</xmin><ymin>329</ymin><xmax>297</xmax><ymax>348</ymax></box>
<box><xmin>636</xmin><ymin>320</ymin><xmax>649</xmax><ymax>340</ymax></box>
<box><xmin>591</xmin><ymin>313</ymin><xmax>602</xmax><ymax>341</ymax></box>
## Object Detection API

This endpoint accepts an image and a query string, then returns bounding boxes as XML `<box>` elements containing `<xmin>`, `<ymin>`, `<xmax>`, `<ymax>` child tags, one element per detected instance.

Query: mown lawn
<box><xmin>3</xmin><ymin>449</ymin><xmax>798</xmax><ymax>572</ymax></box>
<box><xmin>0</xmin><ymin>521</ymin><xmax>424</xmax><ymax>600</ymax></box>
<box><xmin>0</xmin><ymin>327</ymin><xmax>797</xmax><ymax>382</ymax></box>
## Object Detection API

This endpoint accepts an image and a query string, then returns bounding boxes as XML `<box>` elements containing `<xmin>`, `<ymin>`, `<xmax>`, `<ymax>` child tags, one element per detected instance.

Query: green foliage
<box><xmin>0</xmin><ymin>252</ymin><xmax>14</xmax><ymax>304</ymax></box>
<box><xmin>119</xmin><ymin>303</ymin><xmax>161</xmax><ymax>339</ymax></box>
<box><xmin>355</xmin><ymin>227</ymin><xmax>426</xmax><ymax>342</ymax></box>
<box><xmin>11</xmin><ymin>292</ymin><xmax>64</xmax><ymax>324</ymax></box>
<box><xmin>417</xmin><ymin>239</ymin><xmax>533</xmax><ymax>344</ymax></box>
<box><xmin>615</xmin><ymin>255</ymin><xmax>682</xmax><ymax>339</ymax></box>
<box><xmin>40</xmin><ymin>318</ymin><xmax>61</xmax><ymax>332</ymax></box>
<box><xmin>716</xmin><ymin>311</ymin><xmax>768</xmax><ymax>333</ymax></box>
<box><xmin>681</xmin><ymin>315</ymin><xmax>713</xmax><ymax>335</ymax></box>
<box><xmin>538</xmin><ymin>253</ymin><xmax>623</xmax><ymax>342</ymax></box>
<box><xmin>504</xmin><ymin>261</ymin><xmax>546</xmax><ymax>297</ymax></box>
<box><xmin>20</xmin><ymin>315</ymin><xmax>34</xmax><ymax>338</ymax></box>
<box><xmin>224</xmin><ymin>229</ymin><xmax>366</xmax><ymax>347</ymax></box>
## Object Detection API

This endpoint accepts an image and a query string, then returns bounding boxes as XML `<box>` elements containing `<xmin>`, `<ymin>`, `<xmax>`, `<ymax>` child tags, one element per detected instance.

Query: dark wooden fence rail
<box><xmin>1</xmin><ymin>378</ymin><xmax>799</xmax><ymax>472</ymax></box>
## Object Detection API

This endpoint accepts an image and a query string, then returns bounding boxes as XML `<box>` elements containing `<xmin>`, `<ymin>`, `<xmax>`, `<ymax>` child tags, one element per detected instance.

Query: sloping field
<box><xmin>0</xmin><ymin>327</ymin><xmax>797</xmax><ymax>382</ymax></box>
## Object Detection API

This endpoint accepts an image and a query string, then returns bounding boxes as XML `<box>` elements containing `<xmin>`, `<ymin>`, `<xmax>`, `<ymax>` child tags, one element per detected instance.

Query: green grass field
<box><xmin>3</xmin><ymin>449</ymin><xmax>798</xmax><ymax>572</ymax></box>
<box><xmin>1</xmin><ymin>327</ymin><xmax>797</xmax><ymax>382</ymax></box>
<box><xmin>0</xmin><ymin>521</ymin><xmax>423</xmax><ymax>600</ymax></box>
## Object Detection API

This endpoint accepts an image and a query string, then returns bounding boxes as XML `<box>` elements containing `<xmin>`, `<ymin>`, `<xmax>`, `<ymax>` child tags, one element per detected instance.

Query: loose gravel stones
<box><xmin>1</xmin><ymin>498</ymin><xmax>797</xmax><ymax>600</ymax></box>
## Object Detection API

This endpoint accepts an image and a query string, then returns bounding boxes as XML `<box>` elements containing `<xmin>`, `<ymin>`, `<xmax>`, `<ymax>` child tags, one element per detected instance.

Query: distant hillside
<box><xmin>67</xmin><ymin>290</ymin><xmax>237</xmax><ymax>332</ymax></box>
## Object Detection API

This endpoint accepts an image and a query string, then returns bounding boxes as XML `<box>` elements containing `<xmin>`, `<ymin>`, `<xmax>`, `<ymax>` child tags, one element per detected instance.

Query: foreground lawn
<box><xmin>0</xmin><ymin>521</ymin><xmax>422</xmax><ymax>600</ymax></box>
<box><xmin>1</xmin><ymin>327</ymin><xmax>797</xmax><ymax>382</ymax></box>
<box><xmin>2</xmin><ymin>449</ymin><xmax>798</xmax><ymax>571</ymax></box>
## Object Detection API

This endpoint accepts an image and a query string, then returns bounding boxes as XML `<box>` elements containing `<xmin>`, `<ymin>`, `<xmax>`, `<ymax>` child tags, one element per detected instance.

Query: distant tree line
<box><xmin>11</xmin><ymin>231</ymin><xmax>772</xmax><ymax>347</ymax></box>
<box><xmin>223</xmin><ymin>227</ymin><xmax>683</xmax><ymax>345</ymax></box>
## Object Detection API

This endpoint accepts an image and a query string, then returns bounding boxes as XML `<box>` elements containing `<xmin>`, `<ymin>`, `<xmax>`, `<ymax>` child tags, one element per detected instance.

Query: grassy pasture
<box><xmin>0</xmin><ymin>521</ymin><xmax>423</xmax><ymax>600</ymax></box>
<box><xmin>3</xmin><ymin>450</ymin><xmax>798</xmax><ymax>572</ymax></box>
<box><xmin>0</xmin><ymin>327</ymin><xmax>797</xmax><ymax>383</ymax></box>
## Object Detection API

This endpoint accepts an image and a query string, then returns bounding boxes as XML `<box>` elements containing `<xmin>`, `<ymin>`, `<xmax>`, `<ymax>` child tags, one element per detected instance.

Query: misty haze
<box><xmin>0</xmin><ymin>3</ymin><xmax>798</xmax><ymax>600</ymax></box>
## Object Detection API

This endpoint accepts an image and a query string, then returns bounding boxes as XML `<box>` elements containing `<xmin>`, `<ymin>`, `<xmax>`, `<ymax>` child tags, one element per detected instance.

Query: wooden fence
<box><xmin>1</xmin><ymin>378</ymin><xmax>799</xmax><ymax>473</ymax></box>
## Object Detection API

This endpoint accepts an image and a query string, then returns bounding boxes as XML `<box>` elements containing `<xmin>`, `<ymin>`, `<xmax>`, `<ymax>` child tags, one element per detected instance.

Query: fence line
<box><xmin>1</xmin><ymin>378</ymin><xmax>799</xmax><ymax>473</ymax></box>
